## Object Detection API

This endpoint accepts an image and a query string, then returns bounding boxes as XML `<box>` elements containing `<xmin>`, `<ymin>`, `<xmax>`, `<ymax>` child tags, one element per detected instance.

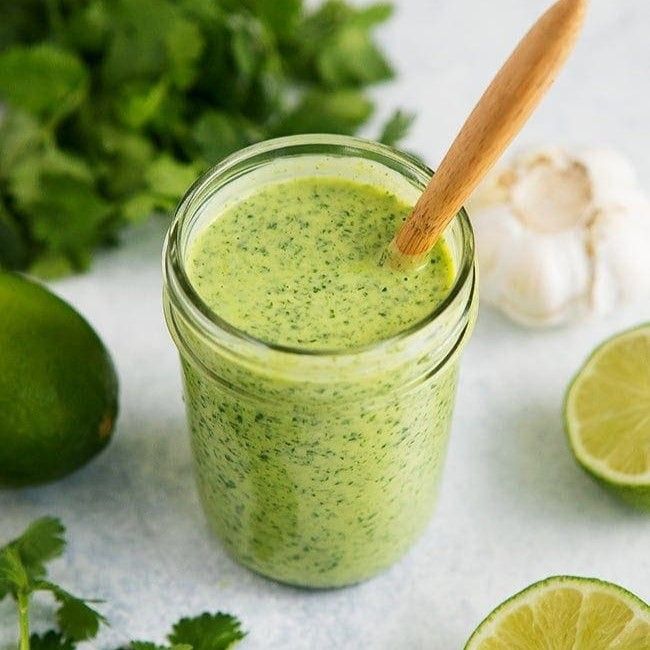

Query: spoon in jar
<box><xmin>384</xmin><ymin>0</ymin><xmax>588</xmax><ymax>268</ymax></box>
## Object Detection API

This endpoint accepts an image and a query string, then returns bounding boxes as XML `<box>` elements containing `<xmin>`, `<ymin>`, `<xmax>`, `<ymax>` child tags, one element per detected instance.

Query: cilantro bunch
<box><xmin>0</xmin><ymin>0</ymin><xmax>413</xmax><ymax>277</ymax></box>
<box><xmin>0</xmin><ymin>517</ymin><xmax>245</xmax><ymax>650</ymax></box>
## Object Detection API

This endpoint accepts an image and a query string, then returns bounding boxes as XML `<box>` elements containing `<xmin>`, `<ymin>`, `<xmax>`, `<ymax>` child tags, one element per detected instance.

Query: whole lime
<box><xmin>0</xmin><ymin>272</ymin><xmax>118</xmax><ymax>486</ymax></box>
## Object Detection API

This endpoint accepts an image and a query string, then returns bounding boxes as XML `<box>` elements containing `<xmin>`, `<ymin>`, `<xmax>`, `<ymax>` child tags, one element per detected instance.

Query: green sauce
<box><xmin>180</xmin><ymin>176</ymin><xmax>460</xmax><ymax>587</ymax></box>
<box><xmin>187</xmin><ymin>177</ymin><xmax>454</xmax><ymax>350</ymax></box>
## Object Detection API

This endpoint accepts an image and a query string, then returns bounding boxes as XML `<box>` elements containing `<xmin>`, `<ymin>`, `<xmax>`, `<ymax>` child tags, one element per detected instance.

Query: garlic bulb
<box><xmin>468</xmin><ymin>147</ymin><xmax>650</xmax><ymax>327</ymax></box>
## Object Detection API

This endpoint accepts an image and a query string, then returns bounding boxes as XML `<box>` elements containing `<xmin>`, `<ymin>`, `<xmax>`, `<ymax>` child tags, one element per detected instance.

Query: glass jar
<box><xmin>163</xmin><ymin>135</ymin><xmax>477</xmax><ymax>588</ymax></box>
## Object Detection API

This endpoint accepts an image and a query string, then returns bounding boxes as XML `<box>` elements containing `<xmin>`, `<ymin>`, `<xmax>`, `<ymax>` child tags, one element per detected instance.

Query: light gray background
<box><xmin>2</xmin><ymin>1</ymin><xmax>649</xmax><ymax>648</ymax></box>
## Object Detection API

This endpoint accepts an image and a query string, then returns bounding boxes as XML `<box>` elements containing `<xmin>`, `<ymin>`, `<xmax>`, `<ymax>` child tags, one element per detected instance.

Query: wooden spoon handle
<box><xmin>393</xmin><ymin>0</ymin><xmax>588</xmax><ymax>257</ymax></box>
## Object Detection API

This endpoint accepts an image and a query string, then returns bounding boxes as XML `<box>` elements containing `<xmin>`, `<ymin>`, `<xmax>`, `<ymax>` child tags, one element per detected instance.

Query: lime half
<box><xmin>565</xmin><ymin>324</ymin><xmax>650</xmax><ymax>509</ymax></box>
<box><xmin>465</xmin><ymin>576</ymin><xmax>650</xmax><ymax>649</ymax></box>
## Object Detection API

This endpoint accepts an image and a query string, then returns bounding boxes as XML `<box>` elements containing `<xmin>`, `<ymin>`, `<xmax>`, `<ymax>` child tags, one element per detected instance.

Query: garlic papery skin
<box><xmin>468</xmin><ymin>148</ymin><xmax>650</xmax><ymax>327</ymax></box>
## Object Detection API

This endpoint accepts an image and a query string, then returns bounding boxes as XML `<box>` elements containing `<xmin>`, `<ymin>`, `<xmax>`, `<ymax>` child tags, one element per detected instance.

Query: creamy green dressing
<box><xmin>187</xmin><ymin>177</ymin><xmax>454</xmax><ymax>350</ymax></box>
<box><xmin>179</xmin><ymin>176</ymin><xmax>460</xmax><ymax>587</ymax></box>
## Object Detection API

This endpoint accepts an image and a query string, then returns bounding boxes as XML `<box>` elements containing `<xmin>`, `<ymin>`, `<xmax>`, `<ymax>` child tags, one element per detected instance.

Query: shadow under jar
<box><xmin>163</xmin><ymin>135</ymin><xmax>478</xmax><ymax>588</ymax></box>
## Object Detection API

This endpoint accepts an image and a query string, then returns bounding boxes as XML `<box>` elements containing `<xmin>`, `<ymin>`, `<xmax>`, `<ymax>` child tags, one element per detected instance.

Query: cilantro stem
<box><xmin>17</xmin><ymin>590</ymin><xmax>31</xmax><ymax>650</ymax></box>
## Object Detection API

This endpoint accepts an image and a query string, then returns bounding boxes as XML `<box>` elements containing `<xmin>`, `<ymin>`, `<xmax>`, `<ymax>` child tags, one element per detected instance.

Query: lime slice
<box><xmin>565</xmin><ymin>324</ymin><xmax>650</xmax><ymax>510</ymax></box>
<box><xmin>465</xmin><ymin>576</ymin><xmax>650</xmax><ymax>649</ymax></box>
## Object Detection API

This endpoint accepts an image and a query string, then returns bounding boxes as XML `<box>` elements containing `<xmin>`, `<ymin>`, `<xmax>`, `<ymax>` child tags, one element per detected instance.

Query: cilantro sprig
<box><xmin>0</xmin><ymin>0</ymin><xmax>412</xmax><ymax>277</ymax></box>
<box><xmin>125</xmin><ymin>613</ymin><xmax>245</xmax><ymax>650</ymax></box>
<box><xmin>0</xmin><ymin>517</ymin><xmax>105</xmax><ymax>650</ymax></box>
<box><xmin>1</xmin><ymin>518</ymin><xmax>245</xmax><ymax>650</ymax></box>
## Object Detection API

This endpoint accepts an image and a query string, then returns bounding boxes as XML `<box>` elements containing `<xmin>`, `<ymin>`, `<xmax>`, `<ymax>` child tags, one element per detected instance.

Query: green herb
<box><xmin>30</xmin><ymin>631</ymin><xmax>76</xmax><ymax>650</ymax></box>
<box><xmin>0</xmin><ymin>0</ymin><xmax>413</xmax><ymax>277</ymax></box>
<box><xmin>126</xmin><ymin>613</ymin><xmax>245</xmax><ymax>650</ymax></box>
<box><xmin>1</xmin><ymin>518</ymin><xmax>245</xmax><ymax>650</ymax></box>
<box><xmin>0</xmin><ymin>517</ymin><xmax>105</xmax><ymax>650</ymax></box>
<box><xmin>379</xmin><ymin>110</ymin><xmax>416</xmax><ymax>147</ymax></box>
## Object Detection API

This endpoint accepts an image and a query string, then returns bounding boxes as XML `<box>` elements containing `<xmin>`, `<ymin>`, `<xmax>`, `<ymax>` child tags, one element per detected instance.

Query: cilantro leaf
<box><xmin>37</xmin><ymin>581</ymin><xmax>106</xmax><ymax>642</ymax></box>
<box><xmin>0</xmin><ymin>200</ymin><xmax>28</xmax><ymax>269</ymax></box>
<box><xmin>195</xmin><ymin>12</ymin><xmax>282</xmax><ymax>120</ymax></box>
<box><xmin>30</xmin><ymin>631</ymin><xmax>77</xmax><ymax>650</ymax></box>
<box><xmin>101</xmin><ymin>0</ymin><xmax>203</xmax><ymax>90</ymax></box>
<box><xmin>230</xmin><ymin>16</ymin><xmax>265</xmax><ymax>84</ymax></box>
<box><xmin>56</xmin><ymin>594</ymin><xmax>105</xmax><ymax>642</ymax></box>
<box><xmin>0</xmin><ymin>547</ymin><xmax>31</xmax><ymax>598</ymax></box>
<box><xmin>190</xmin><ymin>111</ymin><xmax>264</xmax><ymax>163</ymax></box>
<box><xmin>92</xmin><ymin>124</ymin><xmax>155</xmax><ymax>200</ymax></box>
<box><xmin>9</xmin><ymin>146</ymin><xmax>94</xmax><ymax>207</ymax></box>
<box><xmin>62</xmin><ymin>1</ymin><xmax>111</xmax><ymax>56</ymax></box>
<box><xmin>24</xmin><ymin>174</ymin><xmax>113</xmax><ymax>273</ymax></box>
<box><xmin>0</xmin><ymin>44</ymin><xmax>87</xmax><ymax>124</ymax></box>
<box><xmin>350</xmin><ymin>2</ymin><xmax>393</xmax><ymax>28</ymax></box>
<box><xmin>316</xmin><ymin>25</ymin><xmax>393</xmax><ymax>88</ymax></box>
<box><xmin>119</xmin><ymin>154</ymin><xmax>204</xmax><ymax>220</ymax></box>
<box><xmin>244</xmin><ymin>0</ymin><xmax>302</xmax><ymax>41</ymax></box>
<box><xmin>5</xmin><ymin>517</ymin><xmax>66</xmax><ymax>580</ymax></box>
<box><xmin>119</xmin><ymin>193</ymin><xmax>163</xmax><ymax>223</ymax></box>
<box><xmin>0</xmin><ymin>108</ymin><xmax>45</xmax><ymax>177</ymax></box>
<box><xmin>145</xmin><ymin>156</ymin><xmax>202</xmax><ymax>203</ymax></box>
<box><xmin>379</xmin><ymin>109</ymin><xmax>415</xmax><ymax>147</ymax></box>
<box><xmin>0</xmin><ymin>517</ymin><xmax>65</xmax><ymax>599</ymax></box>
<box><xmin>168</xmin><ymin>612</ymin><xmax>246</xmax><ymax>650</ymax></box>
<box><xmin>273</xmin><ymin>90</ymin><xmax>373</xmax><ymax>136</ymax></box>
<box><xmin>160</xmin><ymin>15</ymin><xmax>204</xmax><ymax>90</ymax></box>
<box><xmin>115</xmin><ymin>82</ymin><xmax>169</xmax><ymax>130</ymax></box>
<box><xmin>292</xmin><ymin>1</ymin><xmax>394</xmax><ymax>87</ymax></box>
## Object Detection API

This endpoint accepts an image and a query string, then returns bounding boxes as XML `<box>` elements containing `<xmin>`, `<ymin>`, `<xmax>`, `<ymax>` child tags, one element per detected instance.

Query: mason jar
<box><xmin>163</xmin><ymin>134</ymin><xmax>478</xmax><ymax>588</ymax></box>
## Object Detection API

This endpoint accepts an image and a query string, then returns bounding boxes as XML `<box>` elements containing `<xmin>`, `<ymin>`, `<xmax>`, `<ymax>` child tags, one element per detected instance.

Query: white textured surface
<box><xmin>2</xmin><ymin>1</ymin><xmax>650</xmax><ymax>648</ymax></box>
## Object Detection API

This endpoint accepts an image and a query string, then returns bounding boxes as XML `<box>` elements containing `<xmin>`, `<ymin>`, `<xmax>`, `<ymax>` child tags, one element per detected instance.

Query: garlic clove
<box><xmin>510</xmin><ymin>156</ymin><xmax>592</xmax><ymax>233</ymax></box>
<box><xmin>495</xmin><ymin>231</ymin><xmax>591</xmax><ymax>327</ymax></box>
<box><xmin>590</xmin><ymin>202</ymin><xmax>650</xmax><ymax>313</ymax></box>
<box><xmin>579</xmin><ymin>149</ymin><xmax>640</xmax><ymax>207</ymax></box>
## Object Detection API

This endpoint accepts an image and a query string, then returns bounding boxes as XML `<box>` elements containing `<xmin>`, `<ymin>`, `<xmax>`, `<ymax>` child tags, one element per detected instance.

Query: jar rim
<box><xmin>163</xmin><ymin>134</ymin><xmax>476</xmax><ymax>363</ymax></box>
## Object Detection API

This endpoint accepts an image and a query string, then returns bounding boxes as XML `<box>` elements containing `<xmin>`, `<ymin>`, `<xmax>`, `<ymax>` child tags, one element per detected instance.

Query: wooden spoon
<box><xmin>390</xmin><ymin>0</ymin><xmax>588</xmax><ymax>262</ymax></box>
